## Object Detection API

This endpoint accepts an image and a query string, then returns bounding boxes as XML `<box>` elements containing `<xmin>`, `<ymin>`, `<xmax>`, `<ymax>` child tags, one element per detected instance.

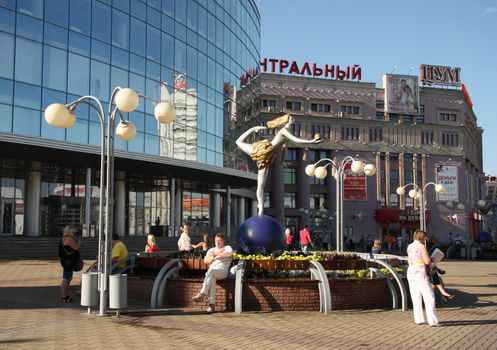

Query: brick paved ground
<box><xmin>0</xmin><ymin>259</ymin><xmax>496</xmax><ymax>350</ymax></box>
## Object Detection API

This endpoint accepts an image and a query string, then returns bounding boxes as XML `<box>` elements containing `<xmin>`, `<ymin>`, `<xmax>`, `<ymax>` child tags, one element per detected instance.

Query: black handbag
<box><xmin>59</xmin><ymin>240</ymin><xmax>84</xmax><ymax>271</ymax></box>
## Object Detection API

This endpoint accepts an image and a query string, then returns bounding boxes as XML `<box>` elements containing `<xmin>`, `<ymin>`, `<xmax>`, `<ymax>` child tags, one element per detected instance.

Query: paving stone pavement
<box><xmin>0</xmin><ymin>259</ymin><xmax>496</xmax><ymax>350</ymax></box>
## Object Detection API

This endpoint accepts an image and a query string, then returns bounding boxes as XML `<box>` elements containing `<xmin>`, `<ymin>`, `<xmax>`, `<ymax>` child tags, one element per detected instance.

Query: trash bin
<box><xmin>109</xmin><ymin>274</ymin><xmax>127</xmax><ymax>315</ymax></box>
<box><xmin>81</xmin><ymin>272</ymin><xmax>99</xmax><ymax>312</ymax></box>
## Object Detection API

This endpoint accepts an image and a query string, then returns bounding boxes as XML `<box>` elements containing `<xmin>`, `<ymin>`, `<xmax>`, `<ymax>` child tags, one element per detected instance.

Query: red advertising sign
<box><xmin>343</xmin><ymin>163</ymin><xmax>367</xmax><ymax>201</ymax></box>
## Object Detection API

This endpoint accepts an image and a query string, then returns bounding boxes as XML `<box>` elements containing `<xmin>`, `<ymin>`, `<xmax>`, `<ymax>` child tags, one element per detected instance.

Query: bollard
<box><xmin>81</xmin><ymin>272</ymin><xmax>99</xmax><ymax>314</ymax></box>
<box><xmin>109</xmin><ymin>274</ymin><xmax>127</xmax><ymax>317</ymax></box>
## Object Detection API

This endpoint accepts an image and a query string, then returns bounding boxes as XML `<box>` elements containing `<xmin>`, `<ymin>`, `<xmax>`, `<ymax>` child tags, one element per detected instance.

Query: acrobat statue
<box><xmin>236</xmin><ymin>114</ymin><xmax>322</xmax><ymax>215</ymax></box>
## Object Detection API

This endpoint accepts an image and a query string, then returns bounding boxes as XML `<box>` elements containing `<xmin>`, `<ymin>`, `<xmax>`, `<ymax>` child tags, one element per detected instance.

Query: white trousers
<box><xmin>200</xmin><ymin>268</ymin><xmax>228</xmax><ymax>305</ymax></box>
<box><xmin>408</xmin><ymin>276</ymin><xmax>439</xmax><ymax>326</ymax></box>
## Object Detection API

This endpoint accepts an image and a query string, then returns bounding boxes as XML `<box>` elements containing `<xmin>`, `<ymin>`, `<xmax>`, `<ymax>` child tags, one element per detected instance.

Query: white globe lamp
<box><xmin>305</xmin><ymin>164</ymin><xmax>316</xmax><ymax>177</ymax></box>
<box><xmin>396</xmin><ymin>187</ymin><xmax>405</xmax><ymax>196</ymax></box>
<box><xmin>154</xmin><ymin>102</ymin><xmax>175</xmax><ymax>123</ymax></box>
<box><xmin>115</xmin><ymin>121</ymin><xmax>137</xmax><ymax>141</ymax></box>
<box><xmin>315</xmin><ymin>166</ymin><xmax>328</xmax><ymax>179</ymax></box>
<box><xmin>115</xmin><ymin>88</ymin><xmax>139</xmax><ymax>112</ymax></box>
<box><xmin>408</xmin><ymin>189</ymin><xmax>418</xmax><ymax>199</ymax></box>
<box><xmin>364</xmin><ymin>163</ymin><xmax>376</xmax><ymax>176</ymax></box>
<box><xmin>351</xmin><ymin>160</ymin><xmax>365</xmax><ymax>174</ymax></box>
<box><xmin>435</xmin><ymin>184</ymin><xmax>444</xmax><ymax>193</ymax></box>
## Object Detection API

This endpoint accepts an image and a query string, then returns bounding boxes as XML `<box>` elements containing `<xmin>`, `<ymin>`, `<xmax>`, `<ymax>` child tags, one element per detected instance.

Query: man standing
<box><xmin>192</xmin><ymin>233</ymin><xmax>233</xmax><ymax>313</ymax></box>
<box><xmin>299</xmin><ymin>225</ymin><xmax>313</xmax><ymax>252</ymax></box>
<box><xmin>284</xmin><ymin>226</ymin><xmax>293</xmax><ymax>250</ymax></box>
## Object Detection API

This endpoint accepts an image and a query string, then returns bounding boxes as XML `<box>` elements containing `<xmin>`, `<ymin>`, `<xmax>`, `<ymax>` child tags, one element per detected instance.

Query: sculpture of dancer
<box><xmin>236</xmin><ymin>114</ymin><xmax>322</xmax><ymax>215</ymax></box>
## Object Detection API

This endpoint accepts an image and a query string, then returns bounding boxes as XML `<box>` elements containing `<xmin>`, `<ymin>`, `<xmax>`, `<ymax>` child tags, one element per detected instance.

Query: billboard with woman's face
<box><xmin>383</xmin><ymin>74</ymin><xmax>419</xmax><ymax>115</ymax></box>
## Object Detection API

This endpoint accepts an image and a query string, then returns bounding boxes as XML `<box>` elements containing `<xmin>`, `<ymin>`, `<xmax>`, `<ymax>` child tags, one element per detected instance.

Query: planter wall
<box><xmin>128</xmin><ymin>276</ymin><xmax>406</xmax><ymax>311</ymax></box>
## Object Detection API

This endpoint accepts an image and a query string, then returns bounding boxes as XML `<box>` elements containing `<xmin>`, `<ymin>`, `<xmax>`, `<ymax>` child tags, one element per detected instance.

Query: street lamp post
<box><xmin>305</xmin><ymin>156</ymin><xmax>376</xmax><ymax>252</ymax></box>
<box><xmin>396</xmin><ymin>182</ymin><xmax>444</xmax><ymax>231</ymax></box>
<box><xmin>44</xmin><ymin>85</ymin><xmax>175</xmax><ymax>316</ymax></box>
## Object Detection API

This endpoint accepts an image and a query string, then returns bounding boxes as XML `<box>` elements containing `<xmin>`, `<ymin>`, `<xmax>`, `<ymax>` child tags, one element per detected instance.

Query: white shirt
<box><xmin>177</xmin><ymin>233</ymin><xmax>192</xmax><ymax>251</ymax></box>
<box><xmin>206</xmin><ymin>245</ymin><xmax>233</xmax><ymax>271</ymax></box>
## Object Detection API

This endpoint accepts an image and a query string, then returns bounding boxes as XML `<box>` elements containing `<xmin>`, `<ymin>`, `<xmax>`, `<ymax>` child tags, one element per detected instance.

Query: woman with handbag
<box><xmin>58</xmin><ymin>226</ymin><xmax>81</xmax><ymax>303</ymax></box>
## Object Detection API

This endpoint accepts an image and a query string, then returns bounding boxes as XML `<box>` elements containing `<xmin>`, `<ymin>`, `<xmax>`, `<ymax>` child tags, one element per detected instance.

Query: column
<box><xmin>413</xmin><ymin>154</ymin><xmax>418</xmax><ymax>211</ymax></box>
<box><xmin>175</xmin><ymin>180</ymin><xmax>182</xmax><ymax>235</ymax></box>
<box><xmin>385</xmin><ymin>153</ymin><xmax>390</xmax><ymax>206</ymax></box>
<box><xmin>399</xmin><ymin>153</ymin><xmax>405</xmax><ymax>210</ymax></box>
<box><xmin>226</xmin><ymin>186</ymin><xmax>231</xmax><ymax>237</ymax></box>
<box><xmin>238</xmin><ymin>197</ymin><xmax>246</xmax><ymax>226</ymax></box>
<box><xmin>376</xmin><ymin>152</ymin><xmax>381</xmax><ymax>203</ymax></box>
<box><xmin>84</xmin><ymin>167</ymin><xmax>91</xmax><ymax>237</ymax></box>
<box><xmin>251</xmin><ymin>199</ymin><xmax>258</xmax><ymax>217</ymax></box>
<box><xmin>210</xmin><ymin>187</ymin><xmax>221</xmax><ymax>229</ymax></box>
<box><xmin>114</xmin><ymin>171</ymin><xmax>126</xmax><ymax>235</ymax></box>
<box><xmin>25</xmin><ymin>161</ymin><xmax>41</xmax><ymax>236</ymax></box>
<box><xmin>169</xmin><ymin>178</ymin><xmax>175</xmax><ymax>236</ymax></box>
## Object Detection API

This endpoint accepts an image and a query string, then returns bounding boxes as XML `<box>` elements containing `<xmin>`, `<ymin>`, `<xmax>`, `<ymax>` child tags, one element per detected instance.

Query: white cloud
<box><xmin>482</xmin><ymin>6</ymin><xmax>497</xmax><ymax>15</ymax></box>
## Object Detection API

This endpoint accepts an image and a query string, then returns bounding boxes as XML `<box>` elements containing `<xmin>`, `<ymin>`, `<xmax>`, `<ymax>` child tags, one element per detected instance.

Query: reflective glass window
<box><xmin>174</xmin><ymin>39</ymin><xmax>186</xmax><ymax>73</ymax></box>
<box><xmin>161</xmin><ymin>66</ymin><xmax>172</xmax><ymax>87</ymax></box>
<box><xmin>162</xmin><ymin>0</ymin><xmax>173</xmax><ymax>17</ymax></box>
<box><xmin>145</xmin><ymin>78</ymin><xmax>159</xmax><ymax>114</ymax></box>
<box><xmin>0</xmin><ymin>7</ymin><xmax>14</xmax><ymax>33</ymax></box>
<box><xmin>161</xmin><ymin>32</ymin><xmax>174</xmax><ymax>68</ymax></box>
<box><xmin>13</xmin><ymin>106</ymin><xmax>40</xmax><ymax>136</ymax></box>
<box><xmin>15</xmin><ymin>38</ymin><xmax>42</xmax><ymax>85</ymax></box>
<box><xmin>88</xmin><ymin>120</ymin><xmax>101</xmax><ymax>146</ymax></box>
<box><xmin>128</xmin><ymin>131</ymin><xmax>144</xmax><ymax>153</ymax></box>
<box><xmin>43</xmin><ymin>45</ymin><xmax>67</xmax><ymax>91</ymax></box>
<box><xmin>145</xmin><ymin>134</ymin><xmax>159</xmax><ymax>155</ymax></box>
<box><xmin>146</xmin><ymin>60</ymin><xmax>160</xmax><ymax>80</ymax></box>
<box><xmin>198</xmin><ymin>5</ymin><xmax>207</xmax><ymax>38</ymax></box>
<box><xmin>45</xmin><ymin>0</ymin><xmax>68</xmax><ymax>27</ymax></box>
<box><xmin>175</xmin><ymin>0</ymin><xmax>186</xmax><ymax>24</ymax></box>
<box><xmin>129</xmin><ymin>110</ymin><xmax>144</xmax><ymax>131</ymax></box>
<box><xmin>130</xmin><ymin>0</ymin><xmax>146</xmax><ymax>21</ymax></box>
<box><xmin>0</xmin><ymin>78</ymin><xmax>13</xmax><ymax>104</ymax></box>
<box><xmin>130</xmin><ymin>53</ymin><xmax>145</xmax><ymax>75</ymax></box>
<box><xmin>146</xmin><ymin>24</ymin><xmax>160</xmax><ymax>62</ymax></box>
<box><xmin>148</xmin><ymin>0</ymin><xmax>160</xmax><ymax>9</ymax></box>
<box><xmin>42</xmin><ymin>88</ymin><xmax>66</xmax><ymax>111</ymax></box>
<box><xmin>67</xmin><ymin>53</ymin><xmax>89</xmax><ymax>96</ymax></box>
<box><xmin>146</xmin><ymin>5</ymin><xmax>160</xmax><ymax>28</ymax></box>
<box><xmin>112</xmin><ymin>0</ymin><xmax>129</xmax><ymax>13</ymax></box>
<box><xmin>90</xmin><ymin>60</ymin><xmax>110</xmax><ymax>101</ymax></box>
<box><xmin>144</xmin><ymin>114</ymin><xmax>156</xmax><ymax>134</ymax></box>
<box><xmin>0</xmin><ymin>33</ymin><xmax>14</xmax><ymax>78</ymax></box>
<box><xmin>91</xmin><ymin>39</ymin><xmax>110</xmax><ymax>63</ymax></box>
<box><xmin>112</xmin><ymin>9</ymin><xmax>129</xmax><ymax>50</ymax></box>
<box><xmin>187</xmin><ymin>28</ymin><xmax>197</xmax><ymax>47</ymax></box>
<box><xmin>0</xmin><ymin>103</ymin><xmax>12</xmax><ymax>132</ymax></box>
<box><xmin>0</xmin><ymin>0</ymin><xmax>15</xmax><ymax>10</ymax></box>
<box><xmin>69</xmin><ymin>31</ymin><xmax>90</xmax><ymax>55</ymax></box>
<box><xmin>111</xmin><ymin>66</ymin><xmax>128</xmax><ymax>93</ymax></box>
<box><xmin>197</xmin><ymin>35</ymin><xmax>207</xmax><ymax>53</ymax></box>
<box><xmin>111</xmin><ymin>46</ymin><xmax>129</xmax><ymax>69</ymax></box>
<box><xmin>44</xmin><ymin>23</ymin><xmax>68</xmax><ymax>50</ymax></box>
<box><xmin>129</xmin><ymin>73</ymin><xmax>145</xmax><ymax>111</ymax></box>
<box><xmin>161</xmin><ymin>14</ymin><xmax>174</xmax><ymax>34</ymax></box>
<box><xmin>92</xmin><ymin>1</ymin><xmax>111</xmax><ymax>43</ymax></box>
<box><xmin>175</xmin><ymin>22</ymin><xmax>186</xmax><ymax>42</ymax></box>
<box><xmin>186</xmin><ymin>0</ymin><xmax>197</xmax><ymax>30</ymax></box>
<box><xmin>16</xmin><ymin>14</ymin><xmax>42</xmax><ymax>41</ymax></box>
<box><xmin>17</xmin><ymin>0</ymin><xmax>43</xmax><ymax>19</ymax></box>
<box><xmin>207</xmin><ymin>12</ymin><xmax>215</xmax><ymax>43</ymax></box>
<box><xmin>66</xmin><ymin>117</ymin><xmax>88</xmax><ymax>144</ymax></box>
<box><xmin>69</xmin><ymin>0</ymin><xmax>90</xmax><ymax>35</ymax></box>
<box><xmin>197</xmin><ymin>52</ymin><xmax>207</xmax><ymax>83</ymax></box>
<box><xmin>186</xmin><ymin>45</ymin><xmax>197</xmax><ymax>80</ymax></box>
<box><xmin>130</xmin><ymin>17</ymin><xmax>145</xmax><ymax>56</ymax></box>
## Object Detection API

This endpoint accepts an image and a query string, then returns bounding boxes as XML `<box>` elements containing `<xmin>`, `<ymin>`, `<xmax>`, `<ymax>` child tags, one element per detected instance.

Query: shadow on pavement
<box><xmin>0</xmin><ymin>286</ymin><xmax>80</xmax><ymax>310</ymax></box>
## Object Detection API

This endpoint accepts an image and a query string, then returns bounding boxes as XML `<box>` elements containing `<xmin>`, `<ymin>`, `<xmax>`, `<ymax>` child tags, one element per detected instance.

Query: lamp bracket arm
<box><xmin>137</xmin><ymin>93</ymin><xmax>159</xmax><ymax>106</ymax></box>
<box><xmin>66</xmin><ymin>96</ymin><xmax>105</xmax><ymax>125</ymax></box>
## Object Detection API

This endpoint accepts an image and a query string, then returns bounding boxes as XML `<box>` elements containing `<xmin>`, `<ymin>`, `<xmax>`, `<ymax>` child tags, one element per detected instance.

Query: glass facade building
<box><xmin>0</xmin><ymin>0</ymin><xmax>260</xmax><ymax>236</ymax></box>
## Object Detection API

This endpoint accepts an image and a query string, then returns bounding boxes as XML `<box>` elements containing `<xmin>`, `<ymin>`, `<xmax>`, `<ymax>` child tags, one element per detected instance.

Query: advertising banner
<box><xmin>343</xmin><ymin>162</ymin><xmax>367</xmax><ymax>201</ymax></box>
<box><xmin>436</xmin><ymin>165</ymin><xmax>458</xmax><ymax>202</ymax></box>
<box><xmin>383</xmin><ymin>74</ymin><xmax>419</xmax><ymax>115</ymax></box>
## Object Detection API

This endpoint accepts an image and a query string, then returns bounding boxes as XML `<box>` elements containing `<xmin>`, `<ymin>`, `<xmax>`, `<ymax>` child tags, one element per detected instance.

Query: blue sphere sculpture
<box><xmin>237</xmin><ymin>215</ymin><xmax>285</xmax><ymax>254</ymax></box>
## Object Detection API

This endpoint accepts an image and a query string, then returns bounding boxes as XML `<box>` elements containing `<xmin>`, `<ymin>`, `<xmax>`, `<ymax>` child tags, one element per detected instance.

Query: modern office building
<box><xmin>243</xmin><ymin>68</ymin><xmax>484</xmax><ymax>245</ymax></box>
<box><xmin>0</xmin><ymin>0</ymin><xmax>261</xmax><ymax>237</ymax></box>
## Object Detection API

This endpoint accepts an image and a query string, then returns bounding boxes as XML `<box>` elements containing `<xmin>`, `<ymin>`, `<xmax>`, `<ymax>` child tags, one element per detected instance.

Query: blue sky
<box><xmin>255</xmin><ymin>0</ymin><xmax>497</xmax><ymax>175</ymax></box>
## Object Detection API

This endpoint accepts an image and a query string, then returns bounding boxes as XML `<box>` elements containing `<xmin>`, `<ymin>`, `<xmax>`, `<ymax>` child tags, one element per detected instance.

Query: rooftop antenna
<box><xmin>390</xmin><ymin>65</ymin><xmax>398</xmax><ymax>74</ymax></box>
<box><xmin>407</xmin><ymin>66</ymin><xmax>414</xmax><ymax>75</ymax></box>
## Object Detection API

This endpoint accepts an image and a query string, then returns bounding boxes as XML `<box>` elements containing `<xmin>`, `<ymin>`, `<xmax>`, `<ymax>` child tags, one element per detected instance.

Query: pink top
<box><xmin>299</xmin><ymin>229</ymin><xmax>311</xmax><ymax>245</ymax></box>
<box><xmin>145</xmin><ymin>243</ymin><xmax>159</xmax><ymax>253</ymax></box>
<box><xmin>407</xmin><ymin>240</ymin><xmax>427</xmax><ymax>280</ymax></box>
